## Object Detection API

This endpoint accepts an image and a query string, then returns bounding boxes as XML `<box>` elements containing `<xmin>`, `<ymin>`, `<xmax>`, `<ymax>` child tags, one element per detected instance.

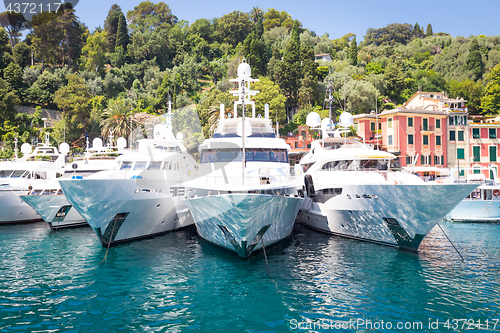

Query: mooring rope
<box><xmin>99</xmin><ymin>218</ymin><xmax>118</xmax><ymax>265</ymax></box>
<box><xmin>261</xmin><ymin>237</ymin><xmax>271</xmax><ymax>277</ymax></box>
<box><xmin>437</xmin><ymin>223</ymin><xmax>464</xmax><ymax>261</ymax></box>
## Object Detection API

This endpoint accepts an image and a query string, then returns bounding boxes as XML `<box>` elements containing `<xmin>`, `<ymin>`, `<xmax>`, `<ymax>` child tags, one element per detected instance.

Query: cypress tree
<box><xmin>104</xmin><ymin>4</ymin><xmax>122</xmax><ymax>53</ymax></box>
<box><xmin>426</xmin><ymin>23</ymin><xmax>433</xmax><ymax>37</ymax></box>
<box><xmin>280</xmin><ymin>20</ymin><xmax>301</xmax><ymax>116</ymax></box>
<box><xmin>115</xmin><ymin>13</ymin><xmax>129</xmax><ymax>50</ymax></box>
<box><xmin>348</xmin><ymin>36</ymin><xmax>358</xmax><ymax>66</ymax></box>
<box><xmin>465</xmin><ymin>38</ymin><xmax>484</xmax><ymax>81</ymax></box>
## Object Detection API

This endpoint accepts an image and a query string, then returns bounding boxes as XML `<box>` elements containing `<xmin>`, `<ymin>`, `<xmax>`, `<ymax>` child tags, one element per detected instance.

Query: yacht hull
<box><xmin>298</xmin><ymin>184</ymin><xmax>477</xmax><ymax>251</ymax></box>
<box><xmin>20</xmin><ymin>194</ymin><xmax>87</xmax><ymax>229</ymax></box>
<box><xmin>445</xmin><ymin>200</ymin><xmax>500</xmax><ymax>222</ymax></box>
<box><xmin>0</xmin><ymin>188</ymin><xmax>42</xmax><ymax>224</ymax></box>
<box><xmin>186</xmin><ymin>194</ymin><xmax>302</xmax><ymax>258</ymax></box>
<box><xmin>59</xmin><ymin>179</ymin><xmax>193</xmax><ymax>246</ymax></box>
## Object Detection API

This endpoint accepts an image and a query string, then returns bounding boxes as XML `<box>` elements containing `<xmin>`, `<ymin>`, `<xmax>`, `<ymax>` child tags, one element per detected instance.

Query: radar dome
<box><xmin>236</xmin><ymin>119</ymin><xmax>252</xmax><ymax>137</ymax></box>
<box><xmin>59</xmin><ymin>142</ymin><xmax>70</xmax><ymax>154</ymax></box>
<box><xmin>306</xmin><ymin>112</ymin><xmax>321</xmax><ymax>128</ymax></box>
<box><xmin>339</xmin><ymin>112</ymin><xmax>354</xmax><ymax>128</ymax></box>
<box><xmin>21</xmin><ymin>143</ymin><xmax>32</xmax><ymax>155</ymax></box>
<box><xmin>117</xmin><ymin>137</ymin><xmax>127</xmax><ymax>149</ymax></box>
<box><xmin>92</xmin><ymin>138</ymin><xmax>103</xmax><ymax>148</ymax></box>
<box><xmin>237</xmin><ymin>59</ymin><xmax>251</xmax><ymax>77</ymax></box>
<box><xmin>321</xmin><ymin>118</ymin><xmax>333</xmax><ymax>131</ymax></box>
<box><xmin>176</xmin><ymin>132</ymin><xmax>184</xmax><ymax>141</ymax></box>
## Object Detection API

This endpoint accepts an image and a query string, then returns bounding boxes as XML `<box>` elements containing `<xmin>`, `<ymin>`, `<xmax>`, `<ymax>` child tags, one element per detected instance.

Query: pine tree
<box><xmin>426</xmin><ymin>23</ymin><xmax>433</xmax><ymax>37</ymax></box>
<box><xmin>348</xmin><ymin>36</ymin><xmax>358</xmax><ymax>66</ymax></box>
<box><xmin>465</xmin><ymin>38</ymin><xmax>484</xmax><ymax>81</ymax></box>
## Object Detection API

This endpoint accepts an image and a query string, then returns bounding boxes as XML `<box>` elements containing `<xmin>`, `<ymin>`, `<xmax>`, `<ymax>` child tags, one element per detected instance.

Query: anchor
<box><xmin>383</xmin><ymin>217</ymin><xmax>425</xmax><ymax>252</ymax></box>
<box><xmin>218</xmin><ymin>224</ymin><xmax>271</xmax><ymax>258</ymax></box>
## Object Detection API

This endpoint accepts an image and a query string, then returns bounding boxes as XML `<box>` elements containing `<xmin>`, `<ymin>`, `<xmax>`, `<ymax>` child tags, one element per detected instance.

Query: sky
<box><xmin>4</xmin><ymin>0</ymin><xmax>500</xmax><ymax>40</ymax></box>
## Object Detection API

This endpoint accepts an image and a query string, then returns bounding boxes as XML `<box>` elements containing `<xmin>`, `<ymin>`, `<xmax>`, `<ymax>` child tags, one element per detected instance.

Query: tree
<box><xmin>447</xmin><ymin>79</ymin><xmax>484</xmax><ymax>115</ymax></box>
<box><xmin>383</xmin><ymin>54</ymin><xmax>406</xmax><ymax>101</ymax></box>
<box><xmin>3</xmin><ymin>62</ymin><xmax>22</xmax><ymax>91</ymax></box>
<box><xmin>465</xmin><ymin>38</ymin><xmax>484</xmax><ymax>81</ymax></box>
<box><xmin>104</xmin><ymin>4</ymin><xmax>122</xmax><ymax>53</ymax></box>
<box><xmin>29</xmin><ymin>11</ymin><xmax>61</xmax><ymax>69</ymax></box>
<box><xmin>242</xmin><ymin>32</ymin><xmax>266</xmax><ymax>76</ymax></box>
<box><xmin>252</xmin><ymin>77</ymin><xmax>286</xmax><ymax>125</ymax></box>
<box><xmin>280</xmin><ymin>20</ymin><xmax>301</xmax><ymax>117</ymax></box>
<box><xmin>481</xmin><ymin>63</ymin><xmax>500</xmax><ymax>115</ymax></box>
<box><xmin>363</xmin><ymin>23</ymin><xmax>414</xmax><ymax>46</ymax></box>
<box><xmin>56</xmin><ymin>4</ymin><xmax>86</xmax><ymax>69</ymax></box>
<box><xmin>127</xmin><ymin>1</ymin><xmax>177</xmax><ymax>27</ymax></box>
<box><xmin>12</xmin><ymin>41</ymin><xmax>31</xmax><ymax>67</ymax></box>
<box><xmin>0</xmin><ymin>12</ymin><xmax>25</xmax><ymax>47</ymax></box>
<box><xmin>81</xmin><ymin>30</ymin><xmax>107</xmax><ymax>76</ymax></box>
<box><xmin>115</xmin><ymin>13</ymin><xmax>129</xmax><ymax>50</ymax></box>
<box><xmin>348</xmin><ymin>35</ymin><xmax>358</xmax><ymax>66</ymax></box>
<box><xmin>299</xmin><ymin>44</ymin><xmax>318</xmax><ymax>106</ymax></box>
<box><xmin>54</xmin><ymin>75</ymin><xmax>95</xmax><ymax>145</ymax></box>
<box><xmin>28</xmin><ymin>70</ymin><xmax>64</xmax><ymax>107</ymax></box>
<box><xmin>262</xmin><ymin>8</ymin><xmax>291</xmax><ymax>31</ymax></box>
<box><xmin>216</xmin><ymin>11</ymin><xmax>252</xmax><ymax>46</ymax></box>
<box><xmin>0</xmin><ymin>78</ymin><xmax>19</xmax><ymax>122</ymax></box>
<box><xmin>250</xmin><ymin>7</ymin><xmax>264</xmax><ymax>24</ymax></box>
<box><xmin>426</xmin><ymin>23</ymin><xmax>433</xmax><ymax>37</ymax></box>
<box><xmin>101</xmin><ymin>98</ymin><xmax>134</xmax><ymax>139</ymax></box>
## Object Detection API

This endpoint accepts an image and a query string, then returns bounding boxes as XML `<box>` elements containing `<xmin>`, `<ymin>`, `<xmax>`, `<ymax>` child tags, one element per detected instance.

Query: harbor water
<box><xmin>0</xmin><ymin>221</ymin><xmax>499</xmax><ymax>332</ymax></box>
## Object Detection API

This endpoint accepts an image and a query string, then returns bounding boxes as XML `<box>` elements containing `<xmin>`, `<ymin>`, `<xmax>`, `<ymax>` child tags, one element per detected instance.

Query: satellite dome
<box><xmin>339</xmin><ymin>112</ymin><xmax>354</xmax><ymax>128</ymax></box>
<box><xmin>92</xmin><ymin>138</ymin><xmax>103</xmax><ymax>148</ymax></box>
<box><xmin>306</xmin><ymin>112</ymin><xmax>321</xmax><ymax>128</ymax></box>
<box><xmin>237</xmin><ymin>59</ymin><xmax>251</xmax><ymax>77</ymax></box>
<box><xmin>59</xmin><ymin>142</ymin><xmax>70</xmax><ymax>154</ymax></box>
<box><xmin>21</xmin><ymin>143</ymin><xmax>32</xmax><ymax>155</ymax></box>
<box><xmin>117</xmin><ymin>137</ymin><xmax>127</xmax><ymax>149</ymax></box>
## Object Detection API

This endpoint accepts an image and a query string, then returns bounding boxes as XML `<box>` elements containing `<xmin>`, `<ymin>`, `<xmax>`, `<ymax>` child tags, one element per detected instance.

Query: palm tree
<box><xmin>101</xmin><ymin>98</ymin><xmax>135</xmax><ymax>140</ymax></box>
<box><xmin>250</xmin><ymin>6</ymin><xmax>264</xmax><ymax>24</ymax></box>
<box><xmin>208</xmin><ymin>93</ymin><xmax>235</xmax><ymax>135</ymax></box>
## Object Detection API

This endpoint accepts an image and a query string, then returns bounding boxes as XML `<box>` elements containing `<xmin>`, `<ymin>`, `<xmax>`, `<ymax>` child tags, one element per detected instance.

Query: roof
<box><xmin>378</xmin><ymin>107</ymin><xmax>448</xmax><ymax>117</ymax></box>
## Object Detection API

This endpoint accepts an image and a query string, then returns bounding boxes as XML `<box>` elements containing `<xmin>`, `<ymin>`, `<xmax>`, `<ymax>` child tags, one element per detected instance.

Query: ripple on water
<box><xmin>0</xmin><ymin>221</ymin><xmax>499</xmax><ymax>332</ymax></box>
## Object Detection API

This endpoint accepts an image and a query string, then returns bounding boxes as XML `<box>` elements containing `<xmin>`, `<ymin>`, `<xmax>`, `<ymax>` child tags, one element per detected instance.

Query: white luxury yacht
<box><xmin>444</xmin><ymin>167</ymin><xmax>500</xmax><ymax>222</ymax></box>
<box><xmin>184</xmin><ymin>60</ymin><xmax>303</xmax><ymax>258</ymax></box>
<box><xmin>0</xmin><ymin>134</ymin><xmax>69</xmax><ymax>224</ymax></box>
<box><xmin>297</xmin><ymin>112</ymin><xmax>478</xmax><ymax>252</ymax></box>
<box><xmin>20</xmin><ymin>137</ymin><xmax>126</xmax><ymax>229</ymax></box>
<box><xmin>58</xmin><ymin>105</ymin><xmax>199</xmax><ymax>246</ymax></box>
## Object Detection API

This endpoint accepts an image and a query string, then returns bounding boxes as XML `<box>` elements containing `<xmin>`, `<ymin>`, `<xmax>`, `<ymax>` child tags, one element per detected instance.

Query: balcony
<box><xmin>420</xmin><ymin>125</ymin><xmax>435</xmax><ymax>133</ymax></box>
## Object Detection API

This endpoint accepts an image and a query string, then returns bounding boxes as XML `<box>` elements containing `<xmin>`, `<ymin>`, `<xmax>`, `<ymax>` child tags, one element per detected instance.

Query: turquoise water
<box><xmin>0</xmin><ymin>221</ymin><xmax>499</xmax><ymax>332</ymax></box>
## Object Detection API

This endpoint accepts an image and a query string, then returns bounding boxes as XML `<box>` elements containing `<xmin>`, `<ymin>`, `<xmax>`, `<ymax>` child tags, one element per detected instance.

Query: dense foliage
<box><xmin>0</xmin><ymin>2</ymin><xmax>499</xmax><ymax>156</ymax></box>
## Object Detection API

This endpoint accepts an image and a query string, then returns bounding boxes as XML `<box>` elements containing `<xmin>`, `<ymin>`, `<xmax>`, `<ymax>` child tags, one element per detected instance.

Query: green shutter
<box><xmin>450</xmin><ymin>131</ymin><xmax>456</xmax><ymax>141</ymax></box>
<box><xmin>490</xmin><ymin>146</ymin><xmax>497</xmax><ymax>162</ymax></box>
<box><xmin>408</xmin><ymin>135</ymin><xmax>413</xmax><ymax>145</ymax></box>
<box><xmin>436</xmin><ymin>119</ymin><xmax>441</xmax><ymax>128</ymax></box>
<box><xmin>423</xmin><ymin>118</ymin><xmax>428</xmax><ymax>130</ymax></box>
<box><xmin>423</xmin><ymin>135</ymin><xmax>429</xmax><ymax>145</ymax></box>
<box><xmin>457</xmin><ymin>148</ymin><xmax>465</xmax><ymax>160</ymax></box>
<box><xmin>458</xmin><ymin>131</ymin><xmax>464</xmax><ymax>141</ymax></box>
<box><xmin>473</xmin><ymin>128</ymin><xmax>480</xmax><ymax>138</ymax></box>
<box><xmin>473</xmin><ymin>146</ymin><xmax>480</xmax><ymax>162</ymax></box>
